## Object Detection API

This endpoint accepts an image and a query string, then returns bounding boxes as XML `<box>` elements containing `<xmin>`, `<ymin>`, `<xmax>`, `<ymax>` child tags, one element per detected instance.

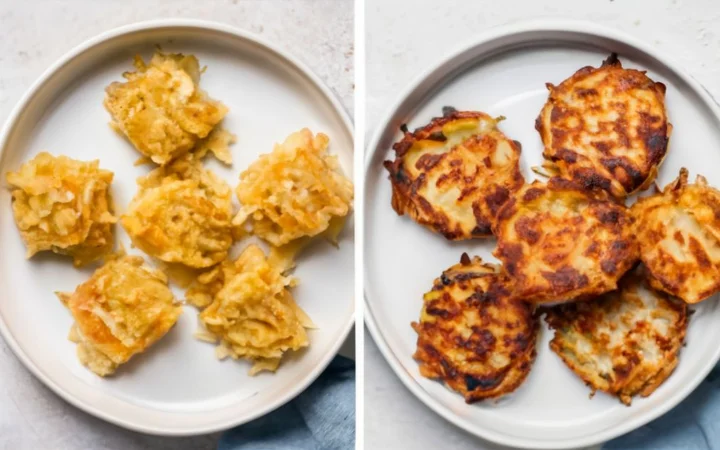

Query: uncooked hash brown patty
<box><xmin>632</xmin><ymin>168</ymin><xmax>720</xmax><ymax>304</ymax></box>
<box><xmin>537</xmin><ymin>53</ymin><xmax>669</xmax><ymax>199</ymax></box>
<box><xmin>412</xmin><ymin>253</ymin><xmax>538</xmax><ymax>402</ymax></box>
<box><xmin>493</xmin><ymin>177</ymin><xmax>638</xmax><ymax>304</ymax></box>
<box><xmin>384</xmin><ymin>108</ymin><xmax>524</xmax><ymax>239</ymax></box>
<box><xmin>544</xmin><ymin>269</ymin><xmax>688</xmax><ymax>405</ymax></box>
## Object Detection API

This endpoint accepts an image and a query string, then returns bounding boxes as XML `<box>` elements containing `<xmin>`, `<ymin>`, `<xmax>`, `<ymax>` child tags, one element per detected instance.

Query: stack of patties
<box><xmin>387</xmin><ymin>54</ymin><xmax>720</xmax><ymax>405</ymax></box>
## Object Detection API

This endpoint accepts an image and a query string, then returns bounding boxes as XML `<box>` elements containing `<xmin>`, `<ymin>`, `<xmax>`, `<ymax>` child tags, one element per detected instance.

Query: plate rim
<box><xmin>363</xmin><ymin>18</ymin><xmax>720</xmax><ymax>449</ymax></box>
<box><xmin>0</xmin><ymin>18</ymin><xmax>355</xmax><ymax>436</ymax></box>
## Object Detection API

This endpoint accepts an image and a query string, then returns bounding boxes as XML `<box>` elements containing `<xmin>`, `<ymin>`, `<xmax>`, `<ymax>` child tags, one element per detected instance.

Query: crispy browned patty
<box><xmin>384</xmin><ymin>108</ymin><xmax>524</xmax><ymax>240</ymax></box>
<box><xmin>412</xmin><ymin>254</ymin><xmax>538</xmax><ymax>402</ymax></box>
<box><xmin>544</xmin><ymin>269</ymin><xmax>688</xmax><ymax>405</ymax></box>
<box><xmin>493</xmin><ymin>177</ymin><xmax>638</xmax><ymax>304</ymax></box>
<box><xmin>633</xmin><ymin>168</ymin><xmax>720</xmax><ymax>303</ymax></box>
<box><xmin>537</xmin><ymin>54</ymin><xmax>669</xmax><ymax>199</ymax></box>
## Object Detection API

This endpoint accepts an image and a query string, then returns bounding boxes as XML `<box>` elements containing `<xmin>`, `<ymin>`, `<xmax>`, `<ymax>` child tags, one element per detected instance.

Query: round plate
<box><xmin>0</xmin><ymin>19</ymin><xmax>354</xmax><ymax>435</ymax></box>
<box><xmin>364</xmin><ymin>20</ymin><xmax>720</xmax><ymax>449</ymax></box>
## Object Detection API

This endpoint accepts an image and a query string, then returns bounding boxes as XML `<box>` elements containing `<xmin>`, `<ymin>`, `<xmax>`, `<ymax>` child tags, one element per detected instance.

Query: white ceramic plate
<box><xmin>364</xmin><ymin>20</ymin><xmax>720</xmax><ymax>449</ymax></box>
<box><xmin>0</xmin><ymin>20</ymin><xmax>354</xmax><ymax>435</ymax></box>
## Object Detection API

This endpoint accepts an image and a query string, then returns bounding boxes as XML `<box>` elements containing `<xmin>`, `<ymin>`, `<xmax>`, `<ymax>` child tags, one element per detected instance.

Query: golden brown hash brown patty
<box><xmin>412</xmin><ymin>253</ymin><xmax>538</xmax><ymax>402</ymax></box>
<box><xmin>493</xmin><ymin>177</ymin><xmax>638</xmax><ymax>304</ymax></box>
<box><xmin>544</xmin><ymin>270</ymin><xmax>688</xmax><ymax>405</ymax></box>
<box><xmin>537</xmin><ymin>53</ymin><xmax>669</xmax><ymax>199</ymax></box>
<box><xmin>633</xmin><ymin>168</ymin><xmax>720</xmax><ymax>304</ymax></box>
<box><xmin>384</xmin><ymin>108</ymin><xmax>524</xmax><ymax>239</ymax></box>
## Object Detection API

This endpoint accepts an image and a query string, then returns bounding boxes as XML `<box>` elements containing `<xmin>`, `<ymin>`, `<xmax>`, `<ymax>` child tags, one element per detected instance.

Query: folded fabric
<box><xmin>604</xmin><ymin>363</ymin><xmax>720</xmax><ymax>450</ymax></box>
<box><xmin>218</xmin><ymin>356</ymin><xmax>355</xmax><ymax>450</ymax></box>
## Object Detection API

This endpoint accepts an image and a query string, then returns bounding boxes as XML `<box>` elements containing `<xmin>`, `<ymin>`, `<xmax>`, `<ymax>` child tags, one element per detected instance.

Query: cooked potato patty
<box><xmin>537</xmin><ymin>54</ymin><xmax>669</xmax><ymax>199</ymax></box>
<box><xmin>384</xmin><ymin>108</ymin><xmax>524</xmax><ymax>239</ymax></box>
<box><xmin>545</xmin><ymin>270</ymin><xmax>688</xmax><ymax>405</ymax></box>
<box><xmin>412</xmin><ymin>254</ymin><xmax>538</xmax><ymax>402</ymax></box>
<box><xmin>494</xmin><ymin>177</ymin><xmax>638</xmax><ymax>304</ymax></box>
<box><xmin>633</xmin><ymin>168</ymin><xmax>720</xmax><ymax>303</ymax></box>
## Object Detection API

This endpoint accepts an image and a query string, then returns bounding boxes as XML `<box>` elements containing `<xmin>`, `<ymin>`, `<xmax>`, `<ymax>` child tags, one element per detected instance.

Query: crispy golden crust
<box><xmin>412</xmin><ymin>254</ymin><xmax>538</xmax><ymax>402</ymax></box>
<box><xmin>122</xmin><ymin>156</ymin><xmax>234</xmax><ymax>268</ymax></box>
<box><xmin>104</xmin><ymin>52</ymin><xmax>229</xmax><ymax>165</ymax></box>
<box><xmin>632</xmin><ymin>168</ymin><xmax>720</xmax><ymax>303</ymax></box>
<box><xmin>537</xmin><ymin>54</ymin><xmax>669</xmax><ymax>199</ymax></box>
<box><xmin>544</xmin><ymin>270</ymin><xmax>688</xmax><ymax>405</ymax></box>
<box><xmin>57</xmin><ymin>255</ymin><xmax>182</xmax><ymax>376</ymax></box>
<box><xmin>493</xmin><ymin>178</ymin><xmax>638</xmax><ymax>304</ymax></box>
<box><xmin>6</xmin><ymin>152</ymin><xmax>116</xmax><ymax>266</ymax></box>
<box><xmin>384</xmin><ymin>109</ymin><xmax>524</xmax><ymax>240</ymax></box>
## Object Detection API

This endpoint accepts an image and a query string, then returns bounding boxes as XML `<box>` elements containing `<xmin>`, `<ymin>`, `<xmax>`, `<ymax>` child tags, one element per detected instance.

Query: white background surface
<box><xmin>0</xmin><ymin>1</ymin><xmax>353</xmax><ymax>449</ymax></box>
<box><xmin>364</xmin><ymin>1</ymin><xmax>720</xmax><ymax>449</ymax></box>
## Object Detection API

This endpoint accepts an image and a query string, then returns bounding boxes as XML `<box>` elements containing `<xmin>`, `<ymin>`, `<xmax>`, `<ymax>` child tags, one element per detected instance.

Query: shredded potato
<box><xmin>384</xmin><ymin>110</ymin><xmax>524</xmax><ymax>240</ymax></box>
<box><xmin>187</xmin><ymin>244</ymin><xmax>314</xmax><ymax>375</ymax></box>
<box><xmin>633</xmin><ymin>168</ymin><xmax>720</xmax><ymax>303</ymax></box>
<box><xmin>122</xmin><ymin>155</ymin><xmax>234</xmax><ymax>268</ymax></box>
<box><xmin>234</xmin><ymin>129</ymin><xmax>353</xmax><ymax>246</ymax></box>
<box><xmin>192</xmin><ymin>126</ymin><xmax>236</xmax><ymax>165</ymax></box>
<box><xmin>6</xmin><ymin>152</ymin><xmax>116</xmax><ymax>266</ymax></box>
<box><xmin>57</xmin><ymin>255</ymin><xmax>182</xmax><ymax>376</ymax></box>
<box><xmin>104</xmin><ymin>51</ymin><xmax>230</xmax><ymax>165</ymax></box>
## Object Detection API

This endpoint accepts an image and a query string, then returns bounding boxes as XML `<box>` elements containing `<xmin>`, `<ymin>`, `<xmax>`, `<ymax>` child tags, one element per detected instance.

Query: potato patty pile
<box><xmin>537</xmin><ymin>54</ymin><xmax>669</xmax><ymax>199</ymax></box>
<box><xmin>6</xmin><ymin>42</ymin><xmax>353</xmax><ymax>380</ymax></box>
<box><xmin>545</xmin><ymin>270</ymin><xmax>687</xmax><ymax>405</ymax></box>
<box><xmin>384</xmin><ymin>109</ymin><xmax>524</xmax><ymax>239</ymax></box>
<box><xmin>395</xmin><ymin>54</ymin><xmax>716</xmax><ymax>406</ymax></box>
<box><xmin>633</xmin><ymin>168</ymin><xmax>720</xmax><ymax>304</ymax></box>
<box><xmin>412</xmin><ymin>254</ymin><xmax>538</xmax><ymax>402</ymax></box>
<box><xmin>493</xmin><ymin>178</ymin><xmax>638</xmax><ymax>304</ymax></box>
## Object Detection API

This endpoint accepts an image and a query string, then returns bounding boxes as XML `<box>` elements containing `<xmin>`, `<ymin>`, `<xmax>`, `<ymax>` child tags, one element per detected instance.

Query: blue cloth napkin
<box><xmin>218</xmin><ymin>356</ymin><xmax>355</xmax><ymax>450</ymax></box>
<box><xmin>605</xmin><ymin>363</ymin><xmax>720</xmax><ymax>449</ymax></box>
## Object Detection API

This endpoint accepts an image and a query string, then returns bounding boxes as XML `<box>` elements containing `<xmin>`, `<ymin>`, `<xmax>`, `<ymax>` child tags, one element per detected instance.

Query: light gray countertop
<box><xmin>0</xmin><ymin>1</ymin><xmax>353</xmax><ymax>449</ymax></box>
<box><xmin>364</xmin><ymin>0</ymin><xmax>720</xmax><ymax>449</ymax></box>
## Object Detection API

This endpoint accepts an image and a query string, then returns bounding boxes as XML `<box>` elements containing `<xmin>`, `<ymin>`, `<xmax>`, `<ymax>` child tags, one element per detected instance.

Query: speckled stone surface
<box><xmin>364</xmin><ymin>1</ymin><xmax>720</xmax><ymax>449</ymax></box>
<box><xmin>0</xmin><ymin>1</ymin><xmax>353</xmax><ymax>449</ymax></box>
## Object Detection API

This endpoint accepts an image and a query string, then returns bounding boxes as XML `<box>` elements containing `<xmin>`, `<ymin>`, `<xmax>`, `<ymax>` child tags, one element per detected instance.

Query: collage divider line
<box><xmin>353</xmin><ymin>0</ymin><xmax>366</xmax><ymax>448</ymax></box>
